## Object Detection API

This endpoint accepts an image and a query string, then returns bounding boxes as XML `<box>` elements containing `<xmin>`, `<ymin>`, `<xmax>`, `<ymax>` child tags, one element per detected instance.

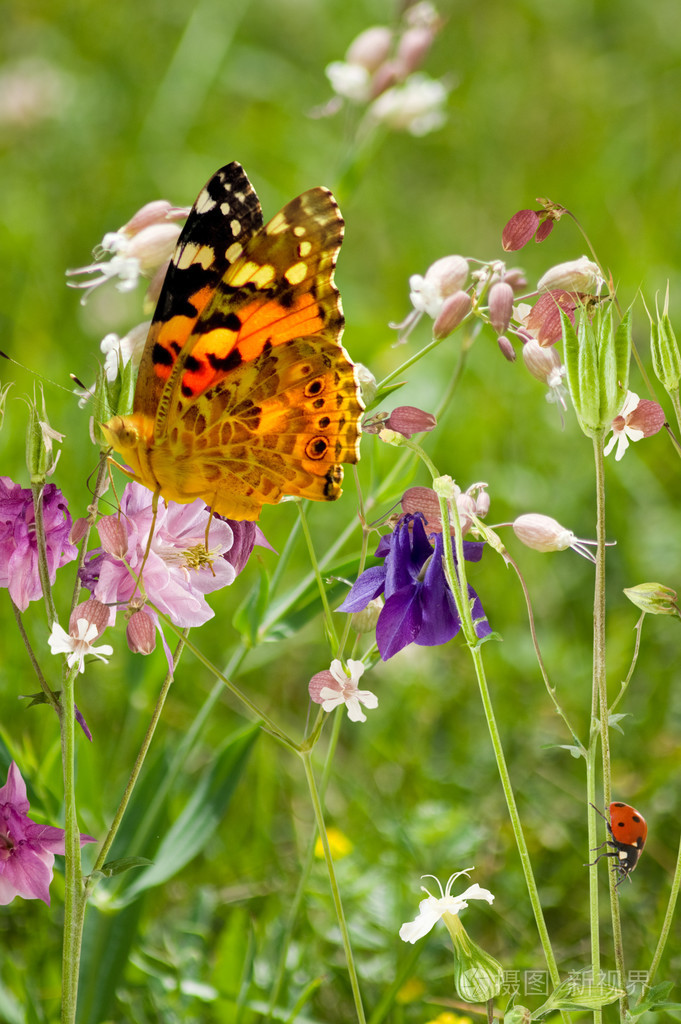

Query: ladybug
<box><xmin>589</xmin><ymin>801</ymin><xmax>647</xmax><ymax>884</ymax></box>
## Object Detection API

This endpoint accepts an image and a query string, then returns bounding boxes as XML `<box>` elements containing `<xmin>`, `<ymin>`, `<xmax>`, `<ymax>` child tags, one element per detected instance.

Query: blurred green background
<box><xmin>1</xmin><ymin>0</ymin><xmax>681</xmax><ymax>1021</ymax></box>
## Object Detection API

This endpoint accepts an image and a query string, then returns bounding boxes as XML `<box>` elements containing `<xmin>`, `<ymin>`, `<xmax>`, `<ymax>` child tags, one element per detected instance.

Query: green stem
<box><xmin>297</xmin><ymin>501</ymin><xmax>339</xmax><ymax>650</ymax></box>
<box><xmin>668</xmin><ymin>387</ymin><xmax>681</xmax><ymax>440</ymax></box>
<box><xmin>300</xmin><ymin>750</ymin><xmax>366</xmax><ymax>1024</ymax></box>
<box><xmin>265</xmin><ymin>710</ymin><xmax>344</xmax><ymax>1020</ymax></box>
<box><xmin>591</xmin><ymin>434</ymin><xmax>628</xmax><ymax>1015</ymax></box>
<box><xmin>88</xmin><ymin>631</ymin><xmax>187</xmax><ymax>877</ymax></box>
<box><xmin>643</xmin><ymin>821</ymin><xmax>681</xmax><ymax>990</ymax></box>
<box><xmin>426</xmin><ymin>468</ymin><xmax>563</xmax><ymax>989</ymax></box>
<box><xmin>60</xmin><ymin>662</ymin><xmax>85</xmax><ymax>1024</ymax></box>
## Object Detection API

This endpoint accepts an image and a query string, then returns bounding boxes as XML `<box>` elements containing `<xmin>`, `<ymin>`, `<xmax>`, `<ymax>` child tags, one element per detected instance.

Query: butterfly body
<box><xmin>102</xmin><ymin>163</ymin><xmax>363</xmax><ymax>521</ymax></box>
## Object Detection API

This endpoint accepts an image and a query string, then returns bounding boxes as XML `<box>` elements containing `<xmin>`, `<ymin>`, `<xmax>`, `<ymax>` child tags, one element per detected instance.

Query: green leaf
<box><xmin>95</xmin><ymin>856</ymin><xmax>153</xmax><ymax>878</ymax></box>
<box><xmin>628</xmin><ymin>981</ymin><xmax>681</xmax><ymax>1015</ymax></box>
<box><xmin>535</xmin><ymin>980</ymin><xmax>624</xmax><ymax>1015</ymax></box>
<box><xmin>112</xmin><ymin>723</ymin><xmax>259</xmax><ymax>906</ymax></box>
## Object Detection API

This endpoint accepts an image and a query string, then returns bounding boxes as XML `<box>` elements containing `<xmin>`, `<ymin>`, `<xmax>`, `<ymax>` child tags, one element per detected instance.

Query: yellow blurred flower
<box><xmin>314</xmin><ymin>827</ymin><xmax>353</xmax><ymax>860</ymax></box>
<box><xmin>396</xmin><ymin>976</ymin><xmax>426</xmax><ymax>1003</ymax></box>
<box><xmin>425</xmin><ymin>1013</ymin><xmax>473</xmax><ymax>1024</ymax></box>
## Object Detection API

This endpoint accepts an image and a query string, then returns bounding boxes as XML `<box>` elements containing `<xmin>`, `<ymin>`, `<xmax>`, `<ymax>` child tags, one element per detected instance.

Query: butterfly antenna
<box><xmin>0</xmin><ymin>349</ymin><xmax>83</xmax><ymax>395</ymax></box>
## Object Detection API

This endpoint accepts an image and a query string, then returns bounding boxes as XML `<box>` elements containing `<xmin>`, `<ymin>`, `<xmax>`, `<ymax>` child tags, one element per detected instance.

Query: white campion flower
<box><xmin>399</xmin><ymin>868</ymin><xmax>494</xmax><ymax>943</ymax></box>
<box><xmin>536</xmin><ymin>255</ymin><xmax>604</xmax><ymax>295</ymax></box>
<box><xmin>325</xmin><ymin>60</ymin><xmax>372</xmax><ymax>102</ymax></box>
<box><xmin>603</xmin><ymin>390</ymin><xmax>666</xmax><ymax>461</ymax></box>
<box><xmin>369</xmin><ymin>73</ymin><xmax>448</xmax><ymax>136</ymax></box>
<box><xmin>308</xmin><ymin>658</ymin><xmax>378</xmax><ymax>723</ymax></box>
<box><xmin>48</xmin><ymin>619</ymin><xmax>113</xmax><ymax>674</ymax></box>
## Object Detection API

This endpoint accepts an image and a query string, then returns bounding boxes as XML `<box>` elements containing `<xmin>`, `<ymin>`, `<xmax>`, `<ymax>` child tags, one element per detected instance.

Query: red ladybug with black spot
<box><xmin>590</xmin><ymin>801</ymin><xmax>647</xmax><ymax>885</ymax></box>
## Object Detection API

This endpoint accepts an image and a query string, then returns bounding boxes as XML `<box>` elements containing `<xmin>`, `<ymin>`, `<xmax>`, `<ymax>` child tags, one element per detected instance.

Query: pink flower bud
<box><xmin>126</xmin><ymin>222</ymin><xmax>183</xmax><ymax>274</ymax></box>
<box><xmin>69</xmin><ymin>598</ymin><xmax>110</xmax><ymax>638</ymax></box>
<box><xmin>69</xmin><ymin>517</ymin><xmax>89</xmax><ymax>544</ymax></box>
<box><xmin>433</xmin><ymin>290</ymin><xmax>472</xmax><ymax>339</ymax></box>
<box><xmin>126</xmin><ymin>609</ymin><xmax>156</xmax><ymax>655</ymax></box>
<box><xmin>522</xmin><ymin>338</ymin><xmax>563</xmax><ymax>384</ymax></box>
<box><xmin>488</xmin><ymin>281</ymin><xmax>514</xmax><ymax>334</ymax></box>
<box><xmin>395</xmin><ymin>25</ymin><xmax>435</xmax><ymax>76</ymax></box>
<box><xmin>426</xmin><ymin>255</ymin><xmax>469</xmax><ymax>296</ymax></box>
<box><xmin>346</xmin><ymin>26</ymin><xmax>393</xmax><ymax>71</ymax></box>
<box><xmin>97</xmin><ymin>515</ymin><xmax>129</xmax><ymax>558</ymax></box>
<box><xmin>503</xmin><ymin>268</ymin><xmax>528</xmax><ymax>293</ymax></box>
<box><xmin>385</xmin><ymin>405</ymin><xmax>437</xmax><ymax>437</ymax></box>
<box><xmin>369</xmin><ymin>60</ymin><xmax>400</xmax><ymax>98</ymax></box>
<box><xmin>502</xmin><ymin>210</ymin><xmax>540</xmax><ymax>251</ymax></box>
<box><xmin>497</xmin><ymin>336</ymin><xmax>516</xmax><ymax>361</ymax></box>
<box><xmin>537</xmin><ymin>256</ymin><xmax>604</xmax><ymax>295</ymax></box>
<box><xmin>122</xmin><ymin>200</ymin><xmax>188</xmax><ymax>238</ymax></box>
<box><xmin>513</xmin><ymin>513</ymin><xmax>576</xmax><ymax>553</ymax></box>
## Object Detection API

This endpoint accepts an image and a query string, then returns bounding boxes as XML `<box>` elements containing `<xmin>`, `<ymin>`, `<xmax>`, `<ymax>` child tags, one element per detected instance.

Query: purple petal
<box><xmin>463</xmin><ymin>540</ymin><xmax>485</xmax><ymax>563</ymax></box>
<box><xmin>469</xmin><ymin>586</ymin><xmax>492</xmax><ymax>638</ymax></box>
<box><xmin>376</xmin><ymin>589</ymin><xmax>422</xmax><ymax>659</ymax></box>
<box><xmin>337</xmin><ymin>565</ymin><xmax>387</xmax><ymax>612</ymax></box>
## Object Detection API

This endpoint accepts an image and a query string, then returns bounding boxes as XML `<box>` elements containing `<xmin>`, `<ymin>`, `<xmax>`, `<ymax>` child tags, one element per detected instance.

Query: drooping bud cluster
<box><xmin>501</xmin><ymin>199</ymin><xmax>568</xmax><ymax>251</ymax></box>
<box><xmin>322</xmin><ymin>3</ymin><xmax>449</xmax><ymax>137</ymax></box>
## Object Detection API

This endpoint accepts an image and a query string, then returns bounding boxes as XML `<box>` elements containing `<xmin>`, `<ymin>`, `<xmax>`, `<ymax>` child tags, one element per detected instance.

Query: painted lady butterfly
<box><xmin>102</xmin><ymin>162</ymin><xmax>363</xmax><ymax>520</ymax></box>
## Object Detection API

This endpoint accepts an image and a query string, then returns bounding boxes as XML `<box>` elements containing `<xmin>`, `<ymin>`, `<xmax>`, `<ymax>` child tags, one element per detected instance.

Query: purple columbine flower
<box><xmin>338</xmin><ymin>514</ymin><xmax>490</xmax><ymax>660</ymax></box>
<box><xmin>0</xmin><ymin>478</ymin><xmax>78</xmax><ymax>612</ymax></box>
<box><xmin>0</xmin><ymin>762</ymin><xmax>95</xmax><ymax>905</ymax></box>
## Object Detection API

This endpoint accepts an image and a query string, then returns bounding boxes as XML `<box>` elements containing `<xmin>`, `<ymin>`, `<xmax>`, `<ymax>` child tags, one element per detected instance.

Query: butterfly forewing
<box><xmin>155</xmin><ymin>186</ymin><xmax>345</xmax><ymax>424</ymax></box>
<box><xmin>134</xmin><ymin>162</ymin><xmax>263</xmax><ymax>418</ymax></box>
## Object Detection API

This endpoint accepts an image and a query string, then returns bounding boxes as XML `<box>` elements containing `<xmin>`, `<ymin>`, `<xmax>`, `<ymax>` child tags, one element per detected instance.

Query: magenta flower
<box><xmin>0</xmin><ymin>478</ymin><xmax>78</xmax><ymax>611</ymax></box>
<box><xmin>0</xmin><ymin>762</ymin><xmax>95</xmax><ymax>905</ymax></box>
<box><xmin>339</xmin><ymin>514</ymin><xmax>490</xmax><ymax>660</ymax></box>
<box><xmin>81</xmin><ymin>483</ymin><xmax>260</xmax><ymax>661</ymax></box>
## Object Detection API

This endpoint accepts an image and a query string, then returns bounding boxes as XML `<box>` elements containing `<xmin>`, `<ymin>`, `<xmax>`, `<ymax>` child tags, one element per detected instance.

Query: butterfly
<box><xmin>101</xmin><ymin>162</ymin><xmax>363</xmax><ymax>521</ymax></box>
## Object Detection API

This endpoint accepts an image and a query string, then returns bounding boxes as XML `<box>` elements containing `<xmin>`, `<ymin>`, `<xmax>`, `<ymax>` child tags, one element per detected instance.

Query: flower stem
<box><xmin>300</xmin><ymin>749</ymin><xmax>367</xmax><ymax>1024</ymax></box>
<box><xmin>297</xmin><ymin>501</ymin><xmax>340</xmax><ymax>650</ymax></box>
<box><xmin>591</xmin><ymin>434</ymin><xmax>628</xmax><ymax>1015</ymax></box>
<box><xmin>643</xmin><ymin>821</ymin><xmax>681</xmax><ymax>991</ymax></box>
<box><xmin>60</xmin><ymin>663</ymin><xmax>85</xmax><ymax>1024</ymax></box>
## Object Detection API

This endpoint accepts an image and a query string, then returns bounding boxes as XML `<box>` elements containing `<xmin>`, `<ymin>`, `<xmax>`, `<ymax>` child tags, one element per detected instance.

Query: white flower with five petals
<box><xmin>48</xmin><ymin>619</ymin><xmax>113</xmax><ymax>674</ymax></box>
<box><xmin>399</xmin><ymin>868</ymin><xmax>494</xmax><ymax>944</ymax></box>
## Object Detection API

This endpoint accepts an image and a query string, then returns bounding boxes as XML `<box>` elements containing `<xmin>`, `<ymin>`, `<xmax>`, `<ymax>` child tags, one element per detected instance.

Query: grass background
<box><xmin>1</xmin><ymin>0</ymin><xmax>681</xmax><ymax>1021</ymax></box>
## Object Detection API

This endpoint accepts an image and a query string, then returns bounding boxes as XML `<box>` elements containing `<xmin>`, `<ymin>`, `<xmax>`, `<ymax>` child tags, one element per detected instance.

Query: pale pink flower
<box><xmin>309</xmin><ymin>659</ymin><xmax>377</xmax><ymax>722</ymax></box>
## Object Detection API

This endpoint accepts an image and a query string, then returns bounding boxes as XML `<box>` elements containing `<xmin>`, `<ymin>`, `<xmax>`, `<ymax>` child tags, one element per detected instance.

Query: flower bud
<box><xmin>69</xmin><ymin>598</ymin><xmax>110</xmax><ymax>639</ymax></box>
<box><xmin>650</xmin><ymin>308</ymin><xmax>681</xmax><ymax>394</ymax></box>
<box><xmin>347</xmin><ymin>597</ymin><xmax>383</xmax><ymax>634</ymax></box>
<box><xmin>125</xmin><ymin>222</ymin><xmax>183</xmax><ymax>274</ymax></box>
<box><xmin>443</xmin><ymin>913</ymin><xmax>503</xmax><ymax>1003</ymax></box>
<box><xmin>562</xmin><ymin>305</ymin><xmax>632</xmax><ymax>435</ymax></box>
<box><xmin>433</xmin><ymin>290</ymin><xmax>472</xmax><ymax>339</ymax></box>
<box><xmin>513</xmin><ymin>513</ymin><xmax>574</xmax><ymax>553</ymax></box>
<box><xmin>502</xmin><ymin>209</ymin><xmax>540</xmax><ymax>251</ymax></box>
<box><xmin>503</xmin><ymin>267</ymin><xmax>528</xmax><ymax>293</ymax></box>
<box><xmin>119</xmin><ymin>199</ymin><xmax>188</xmax><ymax>239</ymax></box>
<box><xmin>369</xmin><ymin>60</ymin><xmax>400</xmax><ymax>99</ymax></box>
<box><xmin>505</xmin><ymin>1007</ymin><xmax>532</xmax><ymax>1024</ymax></box>
<box><xmin>488</xmin><ymin>281</ymin><xmax>514</xmax><ymax>334</ymax></box>
<box><xmin>426</xmin><ymin>255</ymin><xmax>469</xmax><ymax>296</ymax></box>
<box><xmin>346</xmin><ymin>26</ymin><xmax>393</xmax><ymax>71</ymax></box>
<box><xmin>26</xmin><ymin>386</ymin><xmax>63</xmax><ymax>482</ymax></box>
<box><xmin>623</xmin><ymin>582</ymin><xmax>680</xmax><ymax>617</ymax></box>
<box><xmin>497</xmin><ymin>335</ymin><xmax>516</xmax><ymax>361</ymax></box>
<box><xmin>522</xmin><ymin>338</ymin><xmax>564</xmax><ymax>384</ymax></box>
<box><xmin>537</xmin><ymin>256</ymin><xmax>604</xmax><ymax>295</ymax></box>
<box><xmin>126</xmin><ymin>609</ymin><xmax>157</xmax><ymax>654</ymax></box>
<box><xmin>97</xmin><ymin>515</ymin><xmax>129</xmax><ymax>558</ymax></box>
<box><xmin>396</xmin><ymin>25</ymin><xmax>435</xmax><ymax>75</ymax></box>
<box><xmin>355</xmin><ymin>362</ymin><xmax>377</xmax><ymax>406</ymax></box>
<box><xmin>385</xmin><ymin>405</ymin><xmax>437</xmax><ymax>437</ymax></box>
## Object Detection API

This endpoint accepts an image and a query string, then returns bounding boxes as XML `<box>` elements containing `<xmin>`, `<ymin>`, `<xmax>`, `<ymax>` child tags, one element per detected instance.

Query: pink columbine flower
<box><xmin>309</xmin><ymin>659</ymin><xmax>378</xmax><ymax>722</ymax></box>
<box><xmin>0</xmin><ymin>478</ymin><xmax>78</xmax><ymax>612</ymax></box>
<box><xmin>80</xmin><ymin>483</ymin><xmax>266</xmax><ymax>665</ymax></box>
<box><xmin>0</xmin><ymin>762</ymin><xmax>96</xmax><ymax>905</ymax></box>
<box><xmin>603</xmin><ymin>391</ymin><xmax>666</xmax><ymax>461</ymax></box>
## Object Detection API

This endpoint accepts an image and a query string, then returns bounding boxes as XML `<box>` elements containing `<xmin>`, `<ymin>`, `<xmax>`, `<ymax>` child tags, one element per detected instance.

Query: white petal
<box><xmin>457</xmin><ymin>883</ymin><xmax>495</xmax><ymax>904</ymax></box>
<box><xmin>344</xmin><ymin>696</ymin><xmax>367</xmax><ymax>723</ymax></box>
<box><xmin>399</xmin><ymin>897</ymin><xmax>445</xmax><ymax>943</ymax></box>
<box><xmin>356</xmin><ymin>688</ymin><xmax>378</xmax><ymax>709</ymax></box>
<box><xmin>47</xmin><ymin>623</ymin><xmax>72</xmax><ymax>656</ymax></box>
